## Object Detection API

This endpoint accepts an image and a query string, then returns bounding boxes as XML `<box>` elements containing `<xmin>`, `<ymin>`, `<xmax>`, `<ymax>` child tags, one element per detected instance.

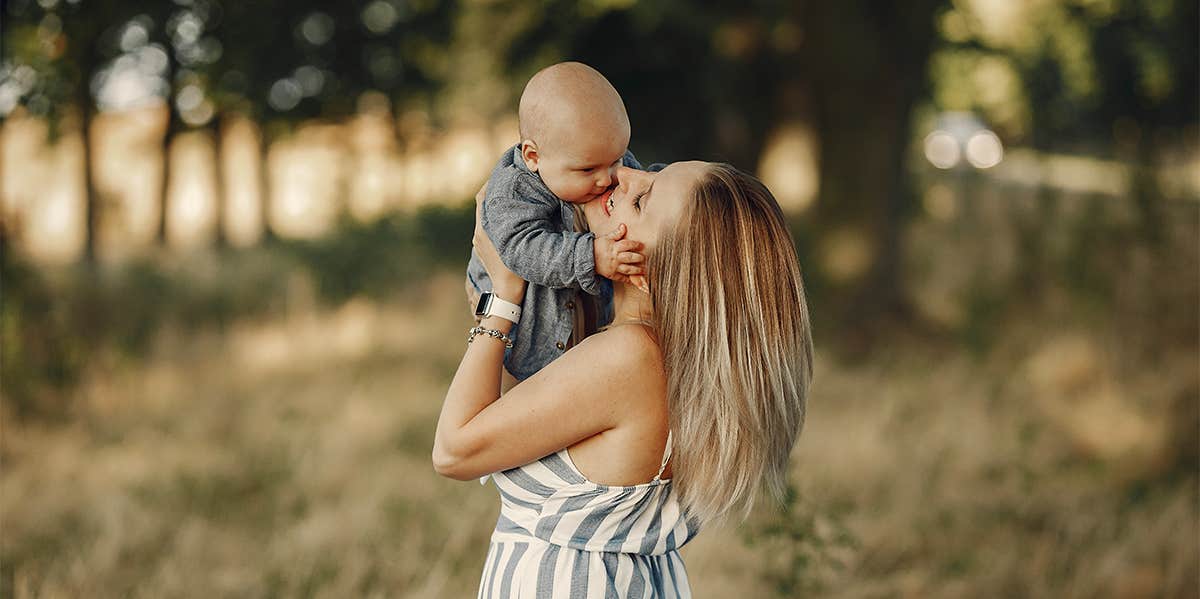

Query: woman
<box><xmin>433</xmin><ymin>161</ymin><xmax>814</xmax><ymax>598</ymax></box>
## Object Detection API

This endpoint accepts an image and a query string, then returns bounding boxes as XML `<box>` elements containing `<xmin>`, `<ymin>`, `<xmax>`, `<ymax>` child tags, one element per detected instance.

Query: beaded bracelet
<box><xmin>468</xmin><ymin>325</ymin><xmax>514</xmax><ymax>349</ymax></box>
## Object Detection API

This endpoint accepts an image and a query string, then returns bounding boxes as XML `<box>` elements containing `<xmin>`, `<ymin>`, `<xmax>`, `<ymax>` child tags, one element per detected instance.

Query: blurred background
<box><xmin>1</xmin><ymin>0</ymin><xmax>1197</xmax><ymax>596</ymax></box>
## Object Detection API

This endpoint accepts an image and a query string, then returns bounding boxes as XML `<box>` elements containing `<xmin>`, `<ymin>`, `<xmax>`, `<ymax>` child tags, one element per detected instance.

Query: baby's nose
<box><xmin>595</xmin><ymin>169</ymin><xmax>614</xmax><ymax>188</ymax></box>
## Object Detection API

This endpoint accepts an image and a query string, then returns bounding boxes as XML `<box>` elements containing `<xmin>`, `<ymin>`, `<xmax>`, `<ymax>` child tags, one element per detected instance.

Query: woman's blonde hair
<box><xmin>647</xmin><ymin>163</ymin><xmax>814</xmax><ymax>525</ymax></box>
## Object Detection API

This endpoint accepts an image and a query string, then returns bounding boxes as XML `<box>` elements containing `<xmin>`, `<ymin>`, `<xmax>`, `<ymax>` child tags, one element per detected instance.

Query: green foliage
<box><xmin>275</xmin><ymin>201</ymin><xmax>473</xmax><ymax>305</ymax></box>
<box><xmin>742</xmin><ymin>483</ymin><xmax>858</xmax><ymax>596</ymax></box>
<box><xmin>0</xmin><ymin>233</ymin><xmax>88</xmax><ymax>418</ymax></box>
<box><xmin>929</xmin><ymin>0</ymin><xmax>1198</xmax><ymax>148</ymax></box>
<box><xmin>0</xmin><ymin>202</ymin><xmax>474</xmax><ymax>420</ymax></box>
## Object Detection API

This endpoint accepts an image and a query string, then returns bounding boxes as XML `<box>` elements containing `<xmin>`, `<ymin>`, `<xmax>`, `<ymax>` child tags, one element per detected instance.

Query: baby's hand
<box><xmin>594</xmin><ymin>223</ymin><xmax>644</xmax><ymax>283</ymax></box>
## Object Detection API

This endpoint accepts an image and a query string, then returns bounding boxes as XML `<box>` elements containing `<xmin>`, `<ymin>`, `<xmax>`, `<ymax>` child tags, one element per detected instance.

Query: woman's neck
<box><xmin>610</xmin><ymin>281</ymin><xmax>653</xmax><ymax>325</ymax></box>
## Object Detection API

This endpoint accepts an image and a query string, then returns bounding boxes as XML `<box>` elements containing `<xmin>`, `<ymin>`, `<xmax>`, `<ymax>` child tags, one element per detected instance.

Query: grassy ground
<box><xmin>2</xmin><ymin>269</ymin><xmax>1195</xmax><ymax>598</ymax></box>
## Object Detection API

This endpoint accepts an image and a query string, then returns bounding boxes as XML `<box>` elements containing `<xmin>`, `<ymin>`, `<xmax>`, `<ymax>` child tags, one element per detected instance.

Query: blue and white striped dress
<box><xmin>477</xmin><ymin>433</ymin><xmax>700</xmax><ymax>598</ymax></box>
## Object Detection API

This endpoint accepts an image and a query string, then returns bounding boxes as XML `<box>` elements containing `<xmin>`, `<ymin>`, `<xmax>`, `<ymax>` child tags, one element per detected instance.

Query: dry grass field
<box><xmin>3</xmin><ymin>268</ymin><xmax>1196</xmax><ymax>598</ymax></box>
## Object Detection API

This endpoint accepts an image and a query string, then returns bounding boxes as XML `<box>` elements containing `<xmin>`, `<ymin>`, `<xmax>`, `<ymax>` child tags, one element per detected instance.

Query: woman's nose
<box><xmin>614</xmin><ymin>166</ymin><xmax>638</xmax><ymax>189</ymax></box>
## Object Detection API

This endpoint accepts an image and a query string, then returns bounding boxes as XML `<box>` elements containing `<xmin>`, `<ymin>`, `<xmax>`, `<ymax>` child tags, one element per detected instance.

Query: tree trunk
<box><xmin>259</xmin><ymin>130</ymin><xmax>276</xmax><ymax>243</ymax></box>
<box><xmin>1131</xmin><ymin>134</ymin><xmax>1164</xmax><ymax>245</ymax></box>
<box><xmin>854</xmin><ymin>36</ymin><xmax>927</xmax><ymax>320</ymax></box>
<box><xmin>157</xmin><ymin>51</ymin><xmax>179</xmax><ymax>247</ymax></box>
<box><xmin>210</xmin><ymin>115</ymin><xmax>226</xmax><ymax>248</ymax></box>
<box><xmin>798</xmin><ymin>0</ymin><xmax>944</xmax><ymax>342</ymax></box>
<box><xmin>79</xmin><ymin>68</ymin><xmax>100</xmax><ymax>263</ymax></box>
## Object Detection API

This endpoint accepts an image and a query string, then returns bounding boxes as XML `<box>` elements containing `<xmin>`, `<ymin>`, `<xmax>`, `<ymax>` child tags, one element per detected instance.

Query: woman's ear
<box><xmin>520</xmin><ymin>140</ymin><xmax>540</xmax><ymax>172</ymax></box>
<box><xmin>630</xmin><ymin>274</ymin><xmax>650</xmax><ymax>295</ymax></box>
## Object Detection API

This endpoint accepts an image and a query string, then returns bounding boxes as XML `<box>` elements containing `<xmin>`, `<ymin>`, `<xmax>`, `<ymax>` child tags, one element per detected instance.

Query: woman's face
<box><xmin>583</xmin><ymin>161</ymin><xmax>708</xmax><ymax>253</ymax></box>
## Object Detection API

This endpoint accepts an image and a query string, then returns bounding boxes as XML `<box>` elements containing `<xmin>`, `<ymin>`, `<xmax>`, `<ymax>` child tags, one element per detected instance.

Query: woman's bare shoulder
<box><xmin>556</xmin><ymin>325</ymin><xmax>666</xmax><ymax>419</ymax></box>
<box><xmin>530</xmin><ymin>324</ymin><xmax>664</xmax><ymax>402</ymax></box>
<box><xmin>572</xmin><ymin>325</ymin><xmax>664</xmax><ymax>381</ymax></box>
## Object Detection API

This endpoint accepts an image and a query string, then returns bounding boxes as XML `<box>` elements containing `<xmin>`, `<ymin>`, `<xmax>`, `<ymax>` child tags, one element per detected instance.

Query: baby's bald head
<box><xmin>516</xmin><ymin>62</ymin><xmax>632</xmax><ymax>203</ymax></box>
<box><xmin>518</xmin><ymin>62</ymin><xmax>630</xmax><ymax>151</ymax></box>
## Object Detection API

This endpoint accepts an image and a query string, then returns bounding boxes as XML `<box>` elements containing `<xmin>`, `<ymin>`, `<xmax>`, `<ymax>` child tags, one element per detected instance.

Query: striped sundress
<box><xmin>477</xmin><ymin>432</ymin><xmax>700</xmax><ymax>598</ymax></box>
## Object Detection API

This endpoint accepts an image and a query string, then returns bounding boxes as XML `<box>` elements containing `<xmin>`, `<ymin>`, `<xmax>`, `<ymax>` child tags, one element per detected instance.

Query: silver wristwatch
<box><xmin>474</xmin><ymin>292</ymin><xmax>522</xmax><ymax>324</ymax></box>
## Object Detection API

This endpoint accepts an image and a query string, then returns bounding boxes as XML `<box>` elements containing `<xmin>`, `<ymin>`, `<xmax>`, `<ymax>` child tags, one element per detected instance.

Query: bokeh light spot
<box><xmin>924</xmin><ymin>130</ymin><xmax>960</xmax><ymax>169</ymax></box>
<box><xmin>175</xmin><ymin>84</ymin><xmax>203</xmax><ymax>112</ymax></box>
<box><xmin>299</xmin><ymin>12</ymin><xmax>334</xmax><ymax>46</ymax></box>
<box><xmin>294</xmin><ymin>65</ymin><xmax>325</xmax><ymax>97</ymax></box>
<box><xmin>268</xmin><ymin>79</ymin><xmax>302</xmax><ymax>111</ymax></box>
<box><xmin>120</xmin><ymin>20</ymin><xmax>150</xmax><ymax>52</ymax></box>
<box><xmin>965</xmin><ymin>130</ymin><xmax>1004</xmax><ymax>168</ymax></box>
<box><xmin>362</xmin><ymin>1</ymin><xmax>399</xmax><ymax>34</ymax></box>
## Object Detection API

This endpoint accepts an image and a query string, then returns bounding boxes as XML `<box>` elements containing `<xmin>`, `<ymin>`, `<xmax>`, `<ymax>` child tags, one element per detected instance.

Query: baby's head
<box><xmin>517</xmin><ymin>62</ymin><xmax>631</xmax><ymax>204</ymax></box>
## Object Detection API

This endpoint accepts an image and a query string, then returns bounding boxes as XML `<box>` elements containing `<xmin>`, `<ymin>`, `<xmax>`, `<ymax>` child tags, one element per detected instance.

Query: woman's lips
<box><xmin>600</xmin><ymin>189</ymin><xmax>614</xmax><ymax>216</ymax></box>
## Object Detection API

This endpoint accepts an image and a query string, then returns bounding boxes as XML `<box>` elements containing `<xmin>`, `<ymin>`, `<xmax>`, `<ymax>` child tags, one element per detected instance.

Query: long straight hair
<box><xmin>647</xmin><ymin>163</ymin><xmax>814</xmax><ymax>525</ymax></box>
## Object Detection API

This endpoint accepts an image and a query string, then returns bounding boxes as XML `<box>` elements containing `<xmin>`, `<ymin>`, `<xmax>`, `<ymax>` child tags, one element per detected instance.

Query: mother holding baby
<box><xmin>433</xmin><ymin>63</ymin><xmax>814</xmax><ymax>598</ymax></box>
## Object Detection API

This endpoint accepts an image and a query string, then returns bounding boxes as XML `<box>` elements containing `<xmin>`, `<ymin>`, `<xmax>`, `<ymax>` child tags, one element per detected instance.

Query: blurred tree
<box><xmin>148</xmin><ymin>3</ymin><xmax>183</xmax><ymax>246</ymax></box>
<box><xmin>3</xmin><ymin>0</ymin><xmax>1192</xmax><ymax>317</ymax></box>
<box><xmin>2</xmin><ymin>0</ymin><xmax>459</xmax><ymax>254</ymax></box>
<box><xmin>929</xmin><ymin>0</ymin><xmax>1199</xmax><ymax>238</ymax></box>
<box><xmin>1108</xmin><ymin>0</ymin><xmax>1199</xmax><ymax>237</ymax></box>
<box><xmin>198</xmin><ymin>0</ymin><xmax>458</xmax><ymax>241</ymax></box>
<box><xmin>3</xmin><ymin>0</ymin><xmax>141</xmax><ymax>262</ymax></box>
<box><xmin>799</xmin><ymin>0</ymin><xmax>947</xmax><ymax>338</ymax></box>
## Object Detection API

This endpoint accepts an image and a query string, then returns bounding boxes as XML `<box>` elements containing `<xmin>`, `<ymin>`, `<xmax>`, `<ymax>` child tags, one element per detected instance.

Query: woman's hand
<box><xmin>473</xmin><ymin>182</ymin><xmax>527</xmax><ymax>304</ymax></box>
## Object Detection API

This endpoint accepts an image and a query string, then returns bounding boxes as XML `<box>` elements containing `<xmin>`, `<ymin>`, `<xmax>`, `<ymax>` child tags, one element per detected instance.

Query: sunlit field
<box><xmin>3</xmin><ymin>197</ymin><xmax>1195</xmax><ymax>597</ymax></box>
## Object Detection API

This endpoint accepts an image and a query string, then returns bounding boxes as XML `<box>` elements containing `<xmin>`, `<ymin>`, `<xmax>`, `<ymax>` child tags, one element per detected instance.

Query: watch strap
<box><xmin>482</xmin><ymin>293</ymin><xmax>522</xmax><ymax>324</ymax></box>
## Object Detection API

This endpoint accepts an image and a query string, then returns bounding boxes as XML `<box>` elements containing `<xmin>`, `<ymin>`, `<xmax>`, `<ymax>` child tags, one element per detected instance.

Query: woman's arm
<box><xmin>432</xmin><ymin>327</ymin><xmax>650</xmax><ymax>480</ymax></box>
<box><xmin>433</xmin><ymin>190</ymin><xmax>639</xmax><ymax>480</ymax></box>
<box><xmin>433</xmin><ymin>185</ymin><xmax>527</xmax><ymax>475</ymax></box>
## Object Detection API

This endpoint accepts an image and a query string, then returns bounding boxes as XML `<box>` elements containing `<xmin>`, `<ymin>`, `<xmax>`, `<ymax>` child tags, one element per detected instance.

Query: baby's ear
<box><xmin>520</xmin><ymin>140</ymin><xmax>539</xmax><ymax>172</ymax></box>
<box><xmin>630</xmin><ymin>274</ymin><xmax>649</xmax><ymax>295</ymax></box>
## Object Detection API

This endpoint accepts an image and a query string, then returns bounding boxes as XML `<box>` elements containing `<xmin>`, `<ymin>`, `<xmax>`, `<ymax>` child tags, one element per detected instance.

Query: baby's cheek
<box><xmin>541</xmin><ymin>172</ymin><xmax>574</xmax><ymax>200</ymax></box>
<box><xmin>558</xmin><ymin>177</ymin><xmax>597</xmax><ymax>203</ymax></box>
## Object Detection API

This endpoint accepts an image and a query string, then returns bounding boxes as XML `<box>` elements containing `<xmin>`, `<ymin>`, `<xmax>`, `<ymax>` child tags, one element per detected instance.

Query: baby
<box><xmin>466</xmin><ymin>62</ymin><xmax>651</xmax><ymax>382</ymax></box>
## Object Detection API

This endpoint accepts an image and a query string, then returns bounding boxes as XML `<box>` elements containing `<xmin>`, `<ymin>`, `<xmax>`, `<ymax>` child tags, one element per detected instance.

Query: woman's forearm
<box><xmin>432</xmin><ymin>306</ymin><xmax>520</xmax><ymax>476</ymax></box>
<box><xmin>438</xmin><ymin>204</ymin><xmax>526</xmax><ymax>477</ymax></box>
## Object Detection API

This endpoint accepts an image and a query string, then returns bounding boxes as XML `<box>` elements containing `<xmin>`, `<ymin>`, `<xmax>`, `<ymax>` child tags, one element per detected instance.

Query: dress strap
<box><xmin>652</xmin><ymin>430</ymin><xmax>673</xmax><ymax>481</ymax></box>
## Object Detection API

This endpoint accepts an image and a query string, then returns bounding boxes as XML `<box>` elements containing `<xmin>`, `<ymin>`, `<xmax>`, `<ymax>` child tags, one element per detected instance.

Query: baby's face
<box><xmin>527</xmin><ymin>121</ymin><xmax>630</xmax><ymax>204</ymax></box>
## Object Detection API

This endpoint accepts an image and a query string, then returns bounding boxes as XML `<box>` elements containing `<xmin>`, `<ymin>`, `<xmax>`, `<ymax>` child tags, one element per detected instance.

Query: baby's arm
<box><xmin>483</xmin><ymin>178</ymin><xmax>605</xmax><ymax>295</ymax></box>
